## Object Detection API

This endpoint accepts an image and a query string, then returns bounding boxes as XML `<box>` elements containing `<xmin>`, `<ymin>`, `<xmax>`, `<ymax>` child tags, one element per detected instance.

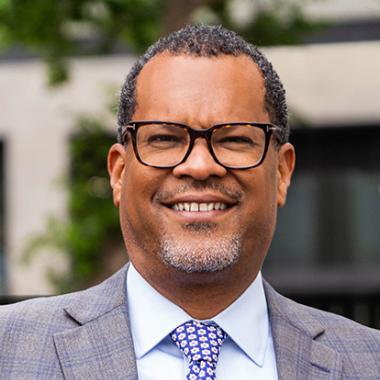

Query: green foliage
<box><xmin>67</xmin><ymin>118</ymin><xmax>121</xmax><ymax>288</ymax></box>
<box><xmin>237</xmin><ymin>8</ymin><xmax>319</xmax><ymax>46</ymax></box>
<box><xmin>0</xmin><ymin>0</ymin><xmax>164</xmax><ymax>84</ymax></box>
<box><xmin>209</xmin><ymin>0</ymin><xmax>321</xmax><ymax>46</ymax></box>
<box><xmin>24</xmin><ymin>118</ymin><xmax>122</xmax><ymax>292</ymax></box>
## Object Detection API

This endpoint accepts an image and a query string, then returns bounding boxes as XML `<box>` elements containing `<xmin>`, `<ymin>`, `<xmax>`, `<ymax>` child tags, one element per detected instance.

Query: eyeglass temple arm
<box><xmin>117</xmin><ymin>124</ymin><xmax>136</xmax><ymax>144</ymax></box>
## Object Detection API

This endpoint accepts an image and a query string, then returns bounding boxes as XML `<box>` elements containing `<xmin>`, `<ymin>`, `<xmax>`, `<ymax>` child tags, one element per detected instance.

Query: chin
<box><xmin>158</xmin><ymin>232</ymin><xmax>242</xmax><ymax>273</ymax></box>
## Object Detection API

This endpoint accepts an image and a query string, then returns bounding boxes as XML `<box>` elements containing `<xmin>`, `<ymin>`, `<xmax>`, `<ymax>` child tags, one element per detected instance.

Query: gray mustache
<box><xmin>154</xmin><ymin>181</ymin><xmax>243</xmax><ymax>203</ymax></box>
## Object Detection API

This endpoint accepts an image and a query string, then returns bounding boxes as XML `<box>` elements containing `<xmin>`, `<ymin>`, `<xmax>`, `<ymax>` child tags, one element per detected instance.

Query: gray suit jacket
<box><xmin>0</xmin><ymin>264</ymin><xmax>379</xmax><ymax>379</ymax></box>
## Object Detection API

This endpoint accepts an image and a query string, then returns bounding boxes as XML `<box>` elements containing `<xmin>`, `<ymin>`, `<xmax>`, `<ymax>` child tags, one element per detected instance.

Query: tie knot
<box><xmin>170</xmin><ymin>320</ymin><xmax>226</xmax><ymax>364</ymax></box>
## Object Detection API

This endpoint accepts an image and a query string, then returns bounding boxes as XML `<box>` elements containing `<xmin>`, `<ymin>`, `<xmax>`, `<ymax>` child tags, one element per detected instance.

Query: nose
<box><xmin>172</xmin><ymin>138</ymin><xmax>227</xmax><ymax>180</ymax></box>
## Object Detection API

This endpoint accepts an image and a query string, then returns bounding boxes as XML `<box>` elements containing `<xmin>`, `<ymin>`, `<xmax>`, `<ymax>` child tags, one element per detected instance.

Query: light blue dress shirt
<box><xmin>126</xmin><ymin>264</ymin><xmax>278</xmax><ymax>379</ymax></box>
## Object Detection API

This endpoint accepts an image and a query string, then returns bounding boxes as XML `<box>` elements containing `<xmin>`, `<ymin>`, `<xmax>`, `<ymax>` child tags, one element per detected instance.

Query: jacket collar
<box><xmin>62</xmin><ymin>264</ymin><xmax>129</xmax><ymax>324</ymax></box>
<box><xmin>263</xmin><ymin>280</ymin><xmax>343</xmax><ymax>380</ymax></box>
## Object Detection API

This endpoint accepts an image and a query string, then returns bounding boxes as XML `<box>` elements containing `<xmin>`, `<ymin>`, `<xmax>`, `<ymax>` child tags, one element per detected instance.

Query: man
<box><xmin>0</xmin><ymin>25</ymin><xmax>379</xmax><ymax>380</ymax></box>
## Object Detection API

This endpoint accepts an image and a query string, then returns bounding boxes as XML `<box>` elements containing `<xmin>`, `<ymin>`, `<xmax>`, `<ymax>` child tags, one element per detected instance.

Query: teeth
<box><xmin>199</xmin><ymin>203</ymin><xmax>208</xmax><ymax>211</ymax></box>
<box><xmin>172</xmin><ymin>202</ymin><xmax>228</xmax><ymax>212</ymax></box>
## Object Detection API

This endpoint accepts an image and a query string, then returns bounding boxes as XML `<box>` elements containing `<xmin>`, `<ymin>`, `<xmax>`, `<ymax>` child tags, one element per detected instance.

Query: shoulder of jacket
<box><xmin>0</xmin><ymin>291</ymin><xmax>84</xmax><ymax>332</ymax></box>
<box><xmin>263</xmin><ymin>280</ymin><xmax>380</xmax><ymax>351</ymax></box>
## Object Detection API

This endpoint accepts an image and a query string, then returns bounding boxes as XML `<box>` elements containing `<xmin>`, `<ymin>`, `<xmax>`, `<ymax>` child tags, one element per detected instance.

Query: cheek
<box><xmin>237</xmin><ymin>166</ymin><xmax>279</xmax><ymax>236</ymax></box>
<box><xmin>260</xmin><ymin>170</ymin><xmax>279</xmax><ymax>228</ymax></box>
<box><xmin>120</xmin><ymin>162</ymin><xmax>165</xmax><ymax>227</ymax></box>
<box><xmin>119</xmin><ymin>165</ymin><xmax>159</xmax><ymax>250</ymax></box>
<box><xmin>123</xmin><ymin>166</ymin><xmax>147</xmax><ymax>213</ymax></box>
<box><xmin>241</xmin><ymin>166</ymin><xmax>278</xmax><ymax>207</ymax></box>
<box><xmin>239</xmin><ymin>175</ymin><xmax>278</xmax><ymax>260</ymax></box>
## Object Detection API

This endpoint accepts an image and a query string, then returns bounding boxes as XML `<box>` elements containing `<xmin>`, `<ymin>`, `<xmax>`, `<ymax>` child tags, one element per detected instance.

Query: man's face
<box><xmin>108</xmin><ymin>53</ymin><xmax>295</xmax><ymax>284</ymax></box>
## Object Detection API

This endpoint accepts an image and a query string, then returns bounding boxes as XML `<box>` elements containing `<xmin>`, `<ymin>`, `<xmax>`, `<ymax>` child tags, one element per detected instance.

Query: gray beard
<box><xmin>159</xmin><ymin>223</ymin><xmax>241</xmax><ymax>273</ymax></box>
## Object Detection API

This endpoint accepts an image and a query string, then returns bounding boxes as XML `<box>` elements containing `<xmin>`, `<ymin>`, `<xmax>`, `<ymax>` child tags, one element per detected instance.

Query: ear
<box><xmin>276</xmin><ymin>143</ymin><xmax>296</xmax><ymax>207</ymax></box>
<box><xmin>107</xmin><ymin>143</ymin><xmax>127</xmax><ymax>207</ymax></box>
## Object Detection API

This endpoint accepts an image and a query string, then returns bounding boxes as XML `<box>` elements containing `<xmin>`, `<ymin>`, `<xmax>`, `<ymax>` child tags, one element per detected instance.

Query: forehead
<box><xmin>133</xmin><ymin>53</ymin><xmax>269</xmax><ymax>124</ymax></box>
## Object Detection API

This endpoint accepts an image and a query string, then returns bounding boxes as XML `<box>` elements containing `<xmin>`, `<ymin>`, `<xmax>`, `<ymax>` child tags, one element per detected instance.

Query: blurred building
<box><xmin>0</xmin><ymin>0</ymin><xmax>379</xmax><ymax>297</ymax></box>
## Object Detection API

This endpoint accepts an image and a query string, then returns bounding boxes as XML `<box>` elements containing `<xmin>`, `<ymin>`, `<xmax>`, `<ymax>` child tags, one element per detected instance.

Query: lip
<box><xmin>160</xmin><ymin>192</ymin><xmax>238</xmax><ymax>222</ymax></box>
<box><xmin>166</xmin><ymin>208</ymin><xmax>234</xmax><ymax>222</ymax></box>
<box><xmin>161</xmin><ymin>204</ymin><xmax>235</xmax><ymax>223</ymax></box>
<box><xmin>161</xmin><ymin>192</ymin><xmax>238</xmax><ymax>207</ymax></box>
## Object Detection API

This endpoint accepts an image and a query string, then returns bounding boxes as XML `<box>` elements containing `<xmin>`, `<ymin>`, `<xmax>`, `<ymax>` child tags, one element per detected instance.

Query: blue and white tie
<box><xmin>170</xmin><ymin>320</ymin><xmax>226</xmax><ymax>380</ymax></box>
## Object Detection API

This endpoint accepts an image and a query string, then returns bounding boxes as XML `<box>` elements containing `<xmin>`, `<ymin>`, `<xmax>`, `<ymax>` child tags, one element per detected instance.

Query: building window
<box><xmin>264</xmin><ymin>126</ymin><xmax>380</xmax><ymax>292</ymax></box>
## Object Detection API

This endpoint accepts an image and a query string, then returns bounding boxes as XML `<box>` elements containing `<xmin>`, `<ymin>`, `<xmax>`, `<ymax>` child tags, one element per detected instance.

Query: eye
<box><xmin>215</xmin><ymin>135</ymin><xmax>257</xmax><ymax>150</ymax></box>
<box><xmin>137</xmin><ymin>123</ymin><xmax>188</xmax><ymax>151</ymax></box>
<box><xmin>145</xmin><ymin>133</ymin><xmax>186</xmax><ymax>149</ymax></box>
<box><xmin>147</xmin><ymin>134</ymin><xmax>181</xmax><ymax>143</ymax></box>
<box><xmin>219</xmin><ymin>136</ymin><xmax>255</xmax><ymax>144</ymax></box>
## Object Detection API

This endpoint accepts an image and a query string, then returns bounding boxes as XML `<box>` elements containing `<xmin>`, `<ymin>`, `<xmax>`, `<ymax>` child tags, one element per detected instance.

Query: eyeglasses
<box><xmin>118</xmin><ymin>121</ymin><xmax>281</xmax><ymax>170</ymax></box>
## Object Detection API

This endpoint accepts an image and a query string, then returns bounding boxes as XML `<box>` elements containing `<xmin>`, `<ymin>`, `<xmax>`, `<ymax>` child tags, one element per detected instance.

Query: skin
<box><xmin>108</xmin><ymin>53</ymin><xmax>295</xmax><ymax>319</ymax></box>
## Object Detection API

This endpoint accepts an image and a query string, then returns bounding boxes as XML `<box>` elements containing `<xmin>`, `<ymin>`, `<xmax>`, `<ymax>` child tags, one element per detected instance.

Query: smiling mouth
<box><xmin>158</xmin><ymin>187</ymin><xmax>241</xmax><ymax>216</ymax></box>
<box><xmin>171</xmin><ymin>202</ymin><xmax>230</xmax><ymax>212</ymax></box>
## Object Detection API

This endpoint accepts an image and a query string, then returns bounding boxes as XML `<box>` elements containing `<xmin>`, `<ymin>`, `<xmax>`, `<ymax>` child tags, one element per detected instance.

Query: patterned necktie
<box><xmin>170</xmin><ymin>320</ymin><xmax>226</xmax><ymax>380</ymax></box>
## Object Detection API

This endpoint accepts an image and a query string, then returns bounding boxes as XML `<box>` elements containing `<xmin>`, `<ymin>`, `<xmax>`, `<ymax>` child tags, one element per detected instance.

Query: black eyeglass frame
<box><xmin>118</xmin><ymin>120</ymin><xmax>281</xmax><ymax>170</ymax></box>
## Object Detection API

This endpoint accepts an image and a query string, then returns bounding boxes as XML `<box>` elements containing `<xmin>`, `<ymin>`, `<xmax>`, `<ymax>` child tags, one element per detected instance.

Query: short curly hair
<box><xmin>117</xmin><ymin>24</ymin><xmax>289</xmax><ymax>144</ymax></box>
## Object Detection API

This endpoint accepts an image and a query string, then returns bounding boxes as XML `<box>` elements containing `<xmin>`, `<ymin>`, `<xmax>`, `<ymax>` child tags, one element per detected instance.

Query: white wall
<box><xmin>264</xmin><ymin>41</ymin><xmax>380</xmax><ymax>126</ymax></box>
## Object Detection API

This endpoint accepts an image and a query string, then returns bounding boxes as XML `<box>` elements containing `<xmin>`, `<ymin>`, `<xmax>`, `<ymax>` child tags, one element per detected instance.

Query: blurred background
<box><xmin>0</xmin><ymin>0</ymin><xmax>379</xmax><ymax>328</ymax></box>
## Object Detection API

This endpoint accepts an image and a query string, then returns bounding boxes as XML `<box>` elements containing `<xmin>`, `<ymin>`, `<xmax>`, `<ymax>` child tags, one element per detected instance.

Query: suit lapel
<box><xmin>264</xmin><ymin>281</ymin><xmax>343</xmax><ymax>380</ymax></box>
<box><xmin>53</xmin><ymin>265</ymin><xmax>138</xmax><ymax>380</ymax></box>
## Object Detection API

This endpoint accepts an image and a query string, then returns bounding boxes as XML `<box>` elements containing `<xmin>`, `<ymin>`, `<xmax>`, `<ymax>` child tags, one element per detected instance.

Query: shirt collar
<box><xmin>127</xmin><ymin>264</ymin><xmax>190</xmax><ymax>359</ymax></box>
<box><xmin>126</xmin><ymin>263</ymin><xmax>270</xmax><ymax>366</ymax></box>
<box><xmin>212</xmin><ymin>271</ymin><xmax>270</xmax><ymax>366</ymax></box>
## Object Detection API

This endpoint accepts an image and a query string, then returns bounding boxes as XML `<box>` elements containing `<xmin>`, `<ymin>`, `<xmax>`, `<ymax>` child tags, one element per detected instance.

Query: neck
<box><xmin>133</xmin><ymin>262</ymin><xmax>259</xmax><ymax>320</ymax></box>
